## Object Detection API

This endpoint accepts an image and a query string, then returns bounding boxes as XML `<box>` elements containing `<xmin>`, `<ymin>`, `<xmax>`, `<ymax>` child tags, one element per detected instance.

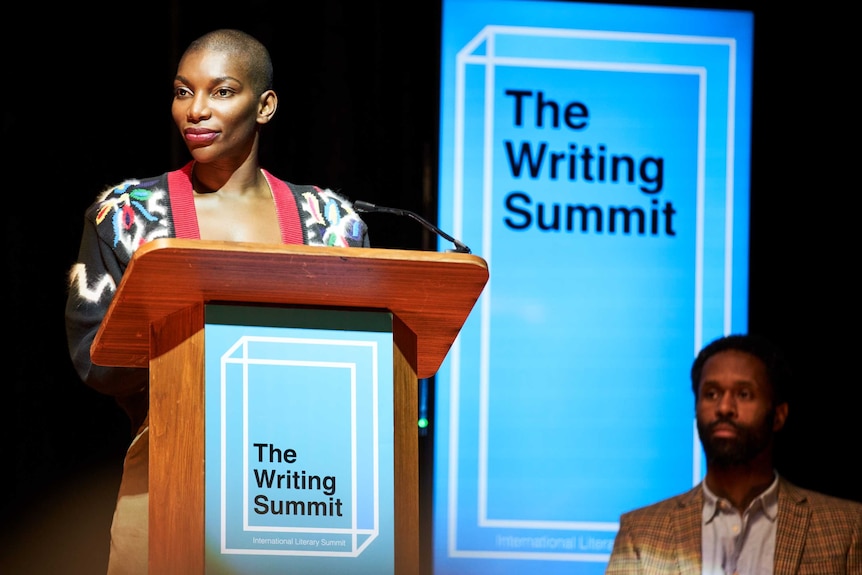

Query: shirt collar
<box><xmin>701</xmin><ymin>472</ymin><xmax>780</xmax><ymax>524</ymax></box>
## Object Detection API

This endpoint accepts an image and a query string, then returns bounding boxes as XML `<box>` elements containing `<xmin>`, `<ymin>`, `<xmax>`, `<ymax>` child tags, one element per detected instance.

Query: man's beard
<box><xmin>697</xmin><ymin>411</ymin><xmax>775</xmax><ymax>467</ymax></box>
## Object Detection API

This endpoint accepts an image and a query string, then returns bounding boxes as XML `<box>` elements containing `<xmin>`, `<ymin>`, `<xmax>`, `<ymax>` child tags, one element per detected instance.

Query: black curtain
<box><xmin>2</xmin><ymin>2</ymin><xmax>856</xmax><ymax>573</ymax></box>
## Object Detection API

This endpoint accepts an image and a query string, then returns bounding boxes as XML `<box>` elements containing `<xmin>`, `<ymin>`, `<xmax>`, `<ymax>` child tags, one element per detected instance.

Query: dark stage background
<box><xmin>2</xmin><ymin>1</ymin><xmax>857</xmax><ymax>573</ymax></box>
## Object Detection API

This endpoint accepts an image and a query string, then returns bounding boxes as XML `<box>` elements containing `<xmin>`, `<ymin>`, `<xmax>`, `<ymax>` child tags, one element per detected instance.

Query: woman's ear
<box><xmin>257</xmin><ymin>90</ymin><xmax>278</xmax><ymax>125</ymax></box>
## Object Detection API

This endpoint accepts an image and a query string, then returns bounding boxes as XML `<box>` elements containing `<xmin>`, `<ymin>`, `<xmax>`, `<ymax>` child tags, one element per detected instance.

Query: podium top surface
<box><xmin>92</xmin><ymin>239</ymin><xmax>488</xmax><ymax>379</ymax></box>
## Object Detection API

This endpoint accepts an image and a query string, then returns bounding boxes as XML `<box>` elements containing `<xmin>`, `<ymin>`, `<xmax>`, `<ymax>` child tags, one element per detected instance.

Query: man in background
<box><xmin>605</xmin><ymin>334</ymin><xmax>862</xmax><ymax>574</ymax></box>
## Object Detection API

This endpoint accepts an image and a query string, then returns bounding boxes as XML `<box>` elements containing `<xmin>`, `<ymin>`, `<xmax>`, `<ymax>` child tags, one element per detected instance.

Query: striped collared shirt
<box><xmin>701</xmin><ymin>474</ymin><xmax>779</xmax><ymax>575</ymax></box>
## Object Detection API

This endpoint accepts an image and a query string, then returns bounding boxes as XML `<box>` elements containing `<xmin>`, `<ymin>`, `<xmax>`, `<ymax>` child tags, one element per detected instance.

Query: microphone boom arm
<box><xmin>353</xmin><ymin>200</ymin><xmax>472</xmax><ymax>254</ymax></box>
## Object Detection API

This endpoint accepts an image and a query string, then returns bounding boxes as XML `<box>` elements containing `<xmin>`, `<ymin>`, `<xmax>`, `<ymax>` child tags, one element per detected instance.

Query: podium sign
<box><xmin>203</xmin><ymin>306</ymin><xmax>395</xmax><ymax>574</ymax></box>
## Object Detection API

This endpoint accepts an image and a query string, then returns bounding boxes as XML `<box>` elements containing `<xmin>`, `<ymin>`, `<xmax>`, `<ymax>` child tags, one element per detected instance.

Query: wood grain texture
<box><xmin>149</xmin><ymin>307</ymin><xmax>205</xmax><ymax>574</ymax></box>
<box><xmin>93</xmin><ymin>240</ymin><xmax>489</xmax><ymax>379</ymax></box>
<box><xmin>393</xmin><ymin>315</ymin><xmax>420</xmax><ymax>575</ymax></box>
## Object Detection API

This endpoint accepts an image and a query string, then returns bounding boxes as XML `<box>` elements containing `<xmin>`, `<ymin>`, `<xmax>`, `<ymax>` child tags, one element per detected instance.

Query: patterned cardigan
<box><xmin>605</xmin><ymin>477</ymin><xmax>862</xmax><ymax>575</ymax></box>
<box><xmin>65</xmin><ymin>162</ymin><xmax>369</xmax><ymax>431</ymax></box>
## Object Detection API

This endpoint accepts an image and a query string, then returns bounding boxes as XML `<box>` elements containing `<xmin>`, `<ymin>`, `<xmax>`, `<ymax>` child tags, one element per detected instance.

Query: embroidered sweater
<box><xmin>65</xmin><ymin>162</ymin><xmax>369</xmax><ymax>430</ymax></box>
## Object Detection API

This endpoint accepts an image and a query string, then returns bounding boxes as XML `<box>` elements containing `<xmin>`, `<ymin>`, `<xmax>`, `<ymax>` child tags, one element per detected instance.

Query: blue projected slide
<box><xmin>434</xmin><ymin>1</ymin><xmax>753</xmax><ymax>573</ymax></box>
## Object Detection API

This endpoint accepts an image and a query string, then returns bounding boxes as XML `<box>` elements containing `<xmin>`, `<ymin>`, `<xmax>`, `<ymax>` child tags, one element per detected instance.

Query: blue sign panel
<box><xmin>204</xmin><ymin>307</ymin><xmax>395</xmax><ymax>574</ymax></box>
<box><xmin>435</xmin><ymin>1</ymin><xmax>752</xmax><ymax>573</ymax></box>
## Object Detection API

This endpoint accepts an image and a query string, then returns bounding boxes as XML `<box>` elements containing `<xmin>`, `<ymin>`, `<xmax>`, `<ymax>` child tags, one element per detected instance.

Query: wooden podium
<box><xmin>91</xmin><ymin>238</ymin><xmax>488</xmax><ymax>575</ymax></box>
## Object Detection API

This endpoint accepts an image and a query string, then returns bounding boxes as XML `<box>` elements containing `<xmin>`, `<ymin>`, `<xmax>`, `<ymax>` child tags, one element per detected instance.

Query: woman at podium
<box><xmin>64</xmin><ymin>28</ymin><xmax>369</xmax><ymax>575</ymax></box>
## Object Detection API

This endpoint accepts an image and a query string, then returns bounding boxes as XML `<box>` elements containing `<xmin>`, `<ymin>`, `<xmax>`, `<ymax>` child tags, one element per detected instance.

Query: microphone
<box><xmin>353</xmin><ymin>200</ymin><xmax>472</xmax><ymax>254</ymax></box>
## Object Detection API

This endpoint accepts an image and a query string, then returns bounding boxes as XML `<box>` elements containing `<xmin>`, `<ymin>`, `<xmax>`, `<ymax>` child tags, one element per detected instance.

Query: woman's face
<box><xmin>171</xmin><ymin>48</ymin><xmax>266</xmax><ymax>167</ymax></box>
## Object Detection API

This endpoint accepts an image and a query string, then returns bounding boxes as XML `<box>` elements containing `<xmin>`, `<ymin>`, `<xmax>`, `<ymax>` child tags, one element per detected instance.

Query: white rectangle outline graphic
<box><xmin>445</xmin><ymin>25</ymin><xmax>740</xmax><ymax>561</ymax></box>
<box><xmin>216</xmin><ymin>335</ymin><xmax>380</xmax><ymax>558</ymax></box>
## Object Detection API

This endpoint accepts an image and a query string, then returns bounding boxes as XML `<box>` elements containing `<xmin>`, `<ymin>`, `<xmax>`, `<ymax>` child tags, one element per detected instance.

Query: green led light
<box><xmin>418</xmin><ymin>418</ymin><xmax>429</xmax><ymax>429</ymax></box>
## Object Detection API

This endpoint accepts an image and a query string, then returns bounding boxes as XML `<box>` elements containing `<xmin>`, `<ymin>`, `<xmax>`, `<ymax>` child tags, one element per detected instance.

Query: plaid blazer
<box><xmin>605</xmin><ymin>478</ymin><xmax>862</xmax><ymax>575</ymax></box>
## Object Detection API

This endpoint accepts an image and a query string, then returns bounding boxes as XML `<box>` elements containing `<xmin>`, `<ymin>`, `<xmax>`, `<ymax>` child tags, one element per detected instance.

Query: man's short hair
<box><xmin>690</xmin><ymin>334</ymin><xmax>791</xmax><ymax>405</ymax></box>
<box><xmin>183</xmin><ymin>29</ymin><xmax>273</xmax><ymax>96</ymax></box>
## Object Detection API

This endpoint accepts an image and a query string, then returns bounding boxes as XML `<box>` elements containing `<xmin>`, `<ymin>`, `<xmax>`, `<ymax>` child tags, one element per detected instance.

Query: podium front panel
<box><xmin>203</xmin><ymin>305</ymin><xmax>395</xmax><ymax>574</ymax></box>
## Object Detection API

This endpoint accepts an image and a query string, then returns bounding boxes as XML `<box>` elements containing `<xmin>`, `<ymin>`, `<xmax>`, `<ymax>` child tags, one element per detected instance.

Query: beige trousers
<box><xmin>106</xmin><ymin>419</ymin><xmax>149</xmax><ymax>575</ymax></box>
